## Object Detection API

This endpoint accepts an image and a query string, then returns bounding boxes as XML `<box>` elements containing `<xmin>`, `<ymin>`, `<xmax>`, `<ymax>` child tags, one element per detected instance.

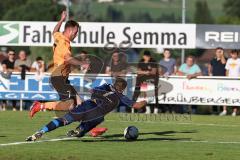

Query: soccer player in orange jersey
<box><xmin>30</xmin><ymin>11</ymin><xmax>83</xmax><ymax>118</ymax></box>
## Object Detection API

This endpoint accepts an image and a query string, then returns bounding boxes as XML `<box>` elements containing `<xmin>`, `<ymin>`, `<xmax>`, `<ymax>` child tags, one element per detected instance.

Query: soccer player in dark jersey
<box><xmin>26</xmin><ymin>78</ymin><xmax>146</xmax><ymax>141</ymax></box>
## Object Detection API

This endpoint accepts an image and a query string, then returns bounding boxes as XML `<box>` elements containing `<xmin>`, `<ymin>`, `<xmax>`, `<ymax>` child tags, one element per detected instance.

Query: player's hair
<box><xmin>64</xmin><ymin>20</ymin><xmax>79</xmax><ymax>29</ymax></box>
<box><xmin>114</xmin><ymin>77</ymin><xmax>127</xmax><ymax>90</ymax></box>
<box><xmin>186</xmin><ymin>55</ymin><xmax>195</xmax><ymax>62</ymax></box>
<box><xmin>163</xmin><ymin>48</ymin><xmax>171</xmax><ymax>52</ymax></box>
<box><xmin>7</xmin><ymin>49</ymin><xmax>15</xmax><ymax>53</ymax></box>
<box><xmin>216</xmin><ymin>47</ymin><xmax>223</xmax><ymax>51</ymax></box>
<box><xmin>81</xmin><ymin>50</ymin><xmax>88</xmax><ymax>54</ymax></box>
<box><xmin>36</xmin><ymin>56</ymin><xmax>43</xmax><ymax>61</ymax></box>
<box><xmin>143</xmin><ymin>50</ymin><xmax>151</xmax><ymax>57</ymax></box>
<box><xmin>231</xmin><ymin>49</ymin><xmax>238</xmax><ymax>54</ymax></box>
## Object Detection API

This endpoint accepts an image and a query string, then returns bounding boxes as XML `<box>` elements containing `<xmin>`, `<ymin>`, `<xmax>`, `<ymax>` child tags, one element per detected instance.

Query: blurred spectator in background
<box><xmin>14</xmin><ymin>50</ymin><xmax>32</xmax><ymax>80</ymax></box>
<box><xmin>208</xmin><ymin>47</ymin><xmax>227</xmax><ymax>76</ymax></box>
<box><xmin>2</xmin><ymin>50</ymin><xmax>16</xmax><ymax>72</ymax></box>
<box><xmin>1</xmin><ymin>50</ymin><xmax>16</xmax><ymax>111</ymax></box>
<box><xmin>105</xmin><ymin>51</ymin><xmax>127</xmax><ymax>77</ymax></box>
<box><xmin>31</xmin><ymin>56</ymin><xmax>45</xmax><ymax>81</ymax></box>
<box><xmin>177</xmin><ymin>55</ymin><xmax>202</xmax><ymax>114</ymax></box>
<box><xmin>132</xmin><ymin>50</ymin><xmax>158</xmax><ymax>114</ymax></box>
<box><xmin>0</xmin><ymin>63</ymin><xmax>12</xmax><ymax>111</ymax></box>
<box><xmin>177</xmin><ymin>55</ymin><xmax>202</xmax><ymax>79</ymax></box>
<box><xmin>220</xmin><ymin>49</ymin><xmax>240</xmax><ymax>116</ymax></box>
<box><xmin>159</xmin><ymin>49</ymin><xmax>177</xmax><ymax>76</ymax></box>
<box><xmin>0</xmin><ymin>64</ymin><xmax>11</xmax><ymax>78</ymax></box>
<box><xmin>105</xmin><ymin>51</ymin><xmax>128</xmax><ymax>112</ymax></box>
<box><xmin>77</xmin><ymin>50</ymin><xmax>91</xmax><ymax>74</ymax></box>
<box><xmin>14</xmin><ymin>50</ymin><xmax>32</xmax><ymax>110</ymax></box>
<box><xmin>71</xmin><ymin>50</ymin><xmax>90</xmax><ymax>73</ymax></box>
<box><xmin>208</xmin><ymin>47</ymin><xmax>227</xmax><ymax>114</ymax></box>
<box><xmin>159</xmin><ymin>49</ymin><xmax>177</xmax><ymax>113</ymax></box>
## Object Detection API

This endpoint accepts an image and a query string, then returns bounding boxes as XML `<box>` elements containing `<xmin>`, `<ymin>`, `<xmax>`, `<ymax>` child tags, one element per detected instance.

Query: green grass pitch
<box><xmin>1</xmin><ymin>111</ymin><xmax>240</xmax><ymax>160</ymax></box>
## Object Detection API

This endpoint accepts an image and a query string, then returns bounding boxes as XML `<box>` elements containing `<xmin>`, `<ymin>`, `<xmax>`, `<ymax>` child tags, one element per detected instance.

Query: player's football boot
<box><xmin>66</xmin><ymin>128</ymin><xmax>85</xmax><ymax>138</ymax></box>
<box><xmin>29</xmin><ymin>101</ymin><xmax>44</xmax><ymax>118</ymax></box>
<box><xmin>26</xmin><ymin>131</ymin><xmax>43</xmax><ymax>141</ymax></box>
<box><xmin>66</xmin><ymin>130</ymin><xmax>78</xmax><ymax>137</ymax></box>
<box><xmin>89</xmin><ymin>127</ymin><xmax>108</xmax><ymax>137</ymax></box>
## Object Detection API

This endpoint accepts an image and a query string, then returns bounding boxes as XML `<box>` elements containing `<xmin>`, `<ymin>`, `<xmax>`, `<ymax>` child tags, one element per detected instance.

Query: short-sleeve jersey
<box><xmin>52</xmin><ymin>32</ymin><xmax>71</xmax><ymax>77</ymax></box>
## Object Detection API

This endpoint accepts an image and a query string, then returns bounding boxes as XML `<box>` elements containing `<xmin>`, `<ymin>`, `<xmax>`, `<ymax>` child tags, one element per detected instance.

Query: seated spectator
<box><xmin>159</xmin><ymin>49</ymin><xmax>177</xmax><ymax>76</ymax></box>
<box><xmin>132</xmin><ymin>50</ymin><xmax>159</xmax><ymax>114</ymax></box>
<box><xmin>14</xmin><ymin>50</ymin><xmax>32</xmax><ymax>80</ymax></box>
<box><xmin>1</xmin><ymin>50</ymin><xmax>17</xmax><ymax>111</ymax></box>
<box><xmin>220</xmin><ymin>49</ymin><xmax>240</xmax><ymax>116</ymax></box>
<box><xmin>177</xmin><ymin>55</ymin><xmax>202</xmax><ymax>79</ymax></box>
<box><xmin>31</xmin><ymin>56</ymin><xmax>45</xmax><ymax>81</ymax></box>
<box><xmin>105</xmin><ymin>51</ymin><xmax>127</xmax><ymax>77</ymax></box>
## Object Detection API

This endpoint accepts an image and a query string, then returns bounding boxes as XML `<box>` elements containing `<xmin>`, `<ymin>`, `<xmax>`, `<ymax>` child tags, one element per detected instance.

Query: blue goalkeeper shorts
<box><xmin>63</xmin><ymin>99</ymin><xmax>104</xmax><ymax>124</ymax></box>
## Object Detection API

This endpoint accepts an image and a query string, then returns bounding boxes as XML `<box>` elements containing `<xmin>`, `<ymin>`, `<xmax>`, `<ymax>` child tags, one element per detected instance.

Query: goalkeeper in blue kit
<box><xmin>26</xmin><ymin>78</ymin><xmax>147</xmax><ymax>141</ymax></box>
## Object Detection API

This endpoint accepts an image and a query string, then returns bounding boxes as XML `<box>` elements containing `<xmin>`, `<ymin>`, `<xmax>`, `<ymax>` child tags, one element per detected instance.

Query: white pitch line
<box><xmin>106</xmin><ymin>120</ymin><xmax>240</xmax><ymax>127</ymax></box>
<box><xmin>0</xmin><ymin>136</ymin><xmax>107</xmax><ymax>147</ymax></box>
<box><xmin>2</xmin><ymin>137</ymin><xmax>240</xmax><ymax>147</ymax></box>
<box><xmin>0</xmin><ymin>137</ymin><xmax>78</xmax><ymax>147</ymax></box>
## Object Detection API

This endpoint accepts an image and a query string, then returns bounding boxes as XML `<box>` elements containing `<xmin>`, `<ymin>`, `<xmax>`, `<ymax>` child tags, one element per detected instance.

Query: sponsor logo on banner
<box><xmin>0</xmin><ymin>23</ymin><xmax>19</xmax><ymax>44</ymax></box>
<box><xmin>196</xmin><ymin>24</ymin><xmax>240</xmax><ymax>49</ymax></box>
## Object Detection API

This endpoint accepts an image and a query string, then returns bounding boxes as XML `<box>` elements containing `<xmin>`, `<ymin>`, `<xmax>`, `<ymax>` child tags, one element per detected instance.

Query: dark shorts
<box><xmin>62</xmin><ymin>100</ymin><xmax>104</xmax><ymax>136</ymax></box>
<box><xmin>64</xmin><ymin>91</ymin><xmax>119</xmax><ymax>123</ymax></box>
<box><xmin>63</xmin><ymin>100</ymin><xmax>103</xmax><ymax>124</ymax></box>
<box><xmin>50</xmin><ymin>76</ymin><xmax>78</xmax><ymax>101</ymax></box>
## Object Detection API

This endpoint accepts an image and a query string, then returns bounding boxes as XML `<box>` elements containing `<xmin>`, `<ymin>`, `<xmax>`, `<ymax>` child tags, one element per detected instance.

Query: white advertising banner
<box><xmin>0</xmin><ymin>72</ymin><xmax>240</xmax><ymax>106</ymax></box>
<box><xmin>143</xmin><ymin>77</ymin><xmax>240</xmax><ymax>106</ymax></box>
<box><xmin>0</xmin><ymin>21</ymin><xmax>196</xmax><ymax>48</ymax></box>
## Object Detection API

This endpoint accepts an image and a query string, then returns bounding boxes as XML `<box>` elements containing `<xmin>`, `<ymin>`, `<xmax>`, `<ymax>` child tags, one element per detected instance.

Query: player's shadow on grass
<box><xmin>140</xmin><ymin>130</ymin><xmax>197</xmax><ymax>136</ymax></box>
<box><xmin>79</xmin><ymin>137</ymin><xmax>192</xmax><ymax>143</ymax></box>
<box><xmin>102</xmin><ymin>130</ymin><xmax>197</xmax><ymax>139</ymax></box>
<box><xmin>66</xmin><ymin>130</ymin><xmax>196</xmax><ymax>143</ymax></box>
<box><xmin>0</xmin><ymin>135</ymin><xmax>6</xmax><ymax>138</ymax></box>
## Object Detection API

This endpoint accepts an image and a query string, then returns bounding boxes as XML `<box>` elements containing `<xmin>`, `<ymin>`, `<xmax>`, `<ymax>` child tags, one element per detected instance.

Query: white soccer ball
<box><xmin>124</xmin><ymin>126</ymin><xmax>139</xmax><ymax>140</ymax></box>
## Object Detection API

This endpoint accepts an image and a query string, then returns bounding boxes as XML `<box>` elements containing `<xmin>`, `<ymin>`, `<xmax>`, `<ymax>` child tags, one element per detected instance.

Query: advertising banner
<box><xmin>196</xmin><ymin>24</ymin><xmax>240</xmax><ymax>49</ymax></box>
<box><xmin>1</xmin><ymin>73</ymin><xmax>240</xmax><ymax>106</ymax></box>
<box><xmin>0</xmin><ymin>22</ymin><xmax>195</xmax><ymax>48</ymax></box>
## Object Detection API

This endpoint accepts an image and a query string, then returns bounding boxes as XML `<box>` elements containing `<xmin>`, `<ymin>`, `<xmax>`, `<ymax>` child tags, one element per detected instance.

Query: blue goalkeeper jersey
<box><xmin>92</xmin><ymin>83</ymin><xmax>135</xmax><ymax>107</ymax></box>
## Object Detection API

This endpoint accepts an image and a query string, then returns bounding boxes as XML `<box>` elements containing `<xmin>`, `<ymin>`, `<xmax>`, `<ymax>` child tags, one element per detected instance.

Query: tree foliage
<box><xmin>194</xmin><ymin>0</ymin><xmax>214</xmax><ymax>24</ymax></box>
<box><xmin>128</xmin><ymin>12</ymin><xmax>153</xmax><ymax>22</ymax></box>
<box><xmin>2</xmin><ymin>0</ymin><xmax>64</xmax><ymax>21</ymax></box>
<box><xmin>224</xmin><ymin>0</ymin><xmax>240</xmax><ymax>17</ymax></box>
<box><xmin>217</xmin><ymin>0</ymin><xmax>240</xmax><ymax>24</ymax></box>
<box><xmin>0</xmin><ymin>0</ymin><xmax>27</xmax><ymax>20</ymax></box>
<box><xmin>105</xmin><ymin>5</ymin><xmax>124</xmax><ymax>22</ymax></box>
